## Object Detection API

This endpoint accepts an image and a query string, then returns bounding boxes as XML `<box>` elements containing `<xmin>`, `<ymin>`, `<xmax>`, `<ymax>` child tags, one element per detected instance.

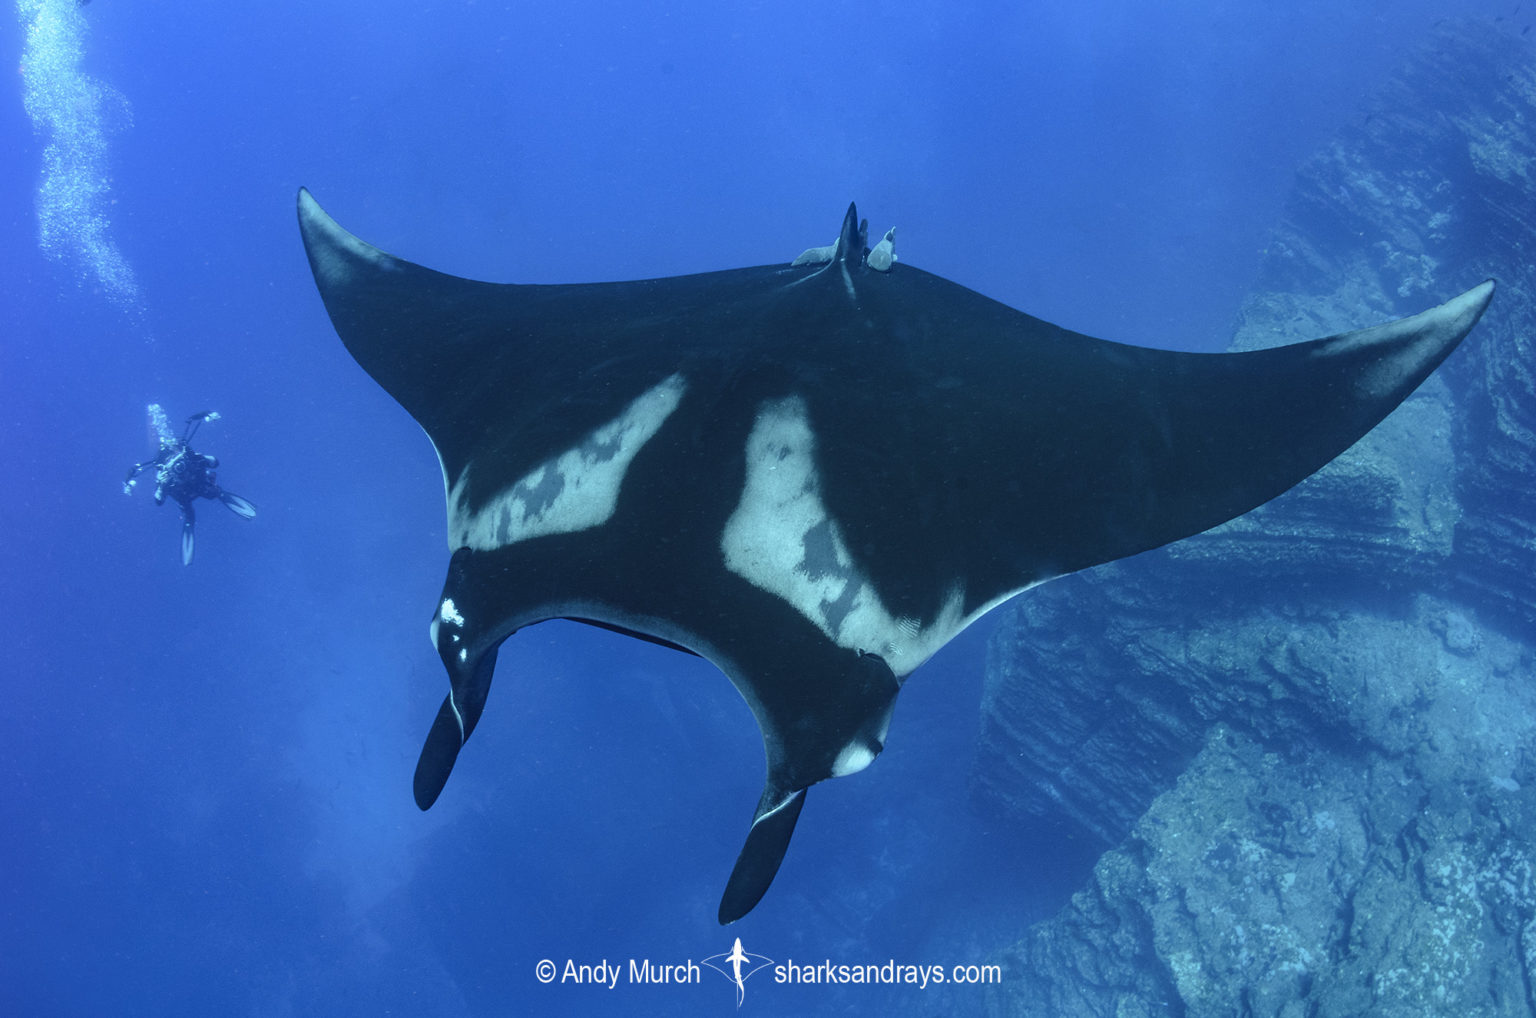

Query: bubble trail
<box><xmin>17</xmin><ymin>0</ymin><xmax>141</xmax><ymax>310</ymax></box>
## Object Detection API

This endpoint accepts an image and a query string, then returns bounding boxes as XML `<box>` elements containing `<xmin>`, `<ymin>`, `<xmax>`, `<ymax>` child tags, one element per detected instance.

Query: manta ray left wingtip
<box><xmin>295</xmin><ymin>187</ymin><xmax>328</xmax><ymax>250</ymax></box>
<box><xmin>296</xmin><ymin>187</ymin><xmax>402</xmax><ymax>290</ymax></box>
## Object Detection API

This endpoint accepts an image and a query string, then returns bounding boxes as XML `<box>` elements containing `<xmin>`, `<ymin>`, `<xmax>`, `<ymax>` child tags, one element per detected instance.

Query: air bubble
<box><xmin>17</xmin><ymin>0</ymin><xmax>142</xmax><ymax>310</ymax></box>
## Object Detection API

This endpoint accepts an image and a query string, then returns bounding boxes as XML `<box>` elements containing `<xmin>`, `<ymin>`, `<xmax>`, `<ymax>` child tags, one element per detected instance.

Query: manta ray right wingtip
<box><xmin>1463</xmin><ymin>277</ymin><xmax>1496</xmax><ymax>318</ymax></box>
<box><xmin>1434</xmin><ymin>279</ymin><xmax>1496</xmax><ymax>342</ymax></box>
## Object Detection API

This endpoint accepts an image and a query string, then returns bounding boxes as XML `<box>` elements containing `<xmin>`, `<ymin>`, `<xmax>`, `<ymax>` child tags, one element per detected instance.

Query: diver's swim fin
<box><xmin>219</xmin><ymin>492</ymin><xmax>257</xmax><ymax>519</ymax></box>
<box><xmin>181</xmin><ymin>518</ymin><xmax>195</xmax><ymax>566</ymax></box>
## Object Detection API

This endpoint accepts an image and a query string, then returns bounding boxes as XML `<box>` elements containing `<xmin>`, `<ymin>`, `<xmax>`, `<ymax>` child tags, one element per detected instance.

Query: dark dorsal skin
<box><xmin>296</xmin><ymin>189</ymin><xmax>1493</xmax><ymax>923</ymax></box>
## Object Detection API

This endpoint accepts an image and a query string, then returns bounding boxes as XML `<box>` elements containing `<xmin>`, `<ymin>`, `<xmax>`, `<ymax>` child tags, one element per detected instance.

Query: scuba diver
<box><xmin>124</xmin><ymin>403</ymin><xmax>256</xmax><ymax>565</ymax></box>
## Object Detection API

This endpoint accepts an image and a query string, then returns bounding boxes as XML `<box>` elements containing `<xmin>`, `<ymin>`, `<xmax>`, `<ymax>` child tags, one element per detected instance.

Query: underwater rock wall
<box><xmin>977</xmin><ymin>21</ymin><xmax>1536</xmax><ymax>1017</ymax></box>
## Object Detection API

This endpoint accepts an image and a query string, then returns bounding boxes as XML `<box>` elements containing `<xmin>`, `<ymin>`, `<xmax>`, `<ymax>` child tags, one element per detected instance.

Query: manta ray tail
<box><xmin>790</xmin><ymin>201</ymin><xmax>869</xmax><ymax>267</ymax></box>
<box><xmin>833</xmin><ymin>201</ymin><xmax>867</xmax><ymax>264</ymax></box>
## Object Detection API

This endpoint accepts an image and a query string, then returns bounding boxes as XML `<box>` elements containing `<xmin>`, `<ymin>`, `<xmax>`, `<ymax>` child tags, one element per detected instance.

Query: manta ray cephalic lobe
<box><xmin>296</xmin><ymin>188</ymin><xmax>1494</xmax><ymax>923</ymax></box>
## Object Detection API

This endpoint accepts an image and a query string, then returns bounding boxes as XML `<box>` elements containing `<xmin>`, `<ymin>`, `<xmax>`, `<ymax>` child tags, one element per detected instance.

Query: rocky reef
<box><xmin>977</xmin><ymin>21</ymin><xmax>1536</xmax><ymax>1017</ymax></box>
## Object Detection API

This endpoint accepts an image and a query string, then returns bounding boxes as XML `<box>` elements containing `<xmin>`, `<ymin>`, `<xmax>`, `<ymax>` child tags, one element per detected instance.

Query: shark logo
<box><xmin>702</xmin><ymin>937</ymin><xmax>775</xmax><ymax>1007</ymax></box>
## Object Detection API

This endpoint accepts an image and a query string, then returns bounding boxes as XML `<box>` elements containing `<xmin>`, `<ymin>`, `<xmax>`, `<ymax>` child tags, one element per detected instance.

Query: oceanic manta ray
<box><xmin>296</xmin><ymin>189</ymin><xmax>1492</xmax><ymax>923</ymax></box>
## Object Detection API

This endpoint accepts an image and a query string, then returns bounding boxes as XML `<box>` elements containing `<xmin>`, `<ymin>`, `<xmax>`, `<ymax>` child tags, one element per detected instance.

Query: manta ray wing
<box><xmin>297</xmin><ymin>188</ymin><xmax>1492</xmax><ymax>923</ymax></box>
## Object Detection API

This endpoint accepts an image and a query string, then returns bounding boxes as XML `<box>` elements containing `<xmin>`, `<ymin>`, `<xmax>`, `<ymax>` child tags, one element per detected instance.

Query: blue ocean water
<box><xmin>1</xmin><ymin>1</ymin><xmax>1521</xmax><ymax>1014</ymax></box>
